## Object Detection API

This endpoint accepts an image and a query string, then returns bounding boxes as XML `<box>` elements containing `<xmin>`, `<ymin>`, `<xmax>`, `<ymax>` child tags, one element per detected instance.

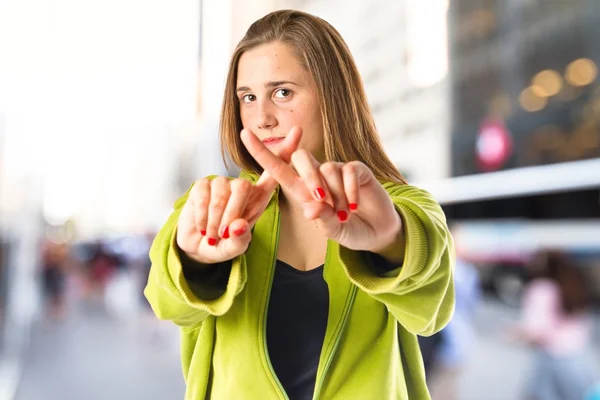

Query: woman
<box><xmin>145</xmin><ymin>9</ymin><xmax>455</xmax><ymax>400</ymax></box>
<box><xmin>513</xmin><ymin>251</ymin><xmax>598</xmax><ymax>400</ymax></box>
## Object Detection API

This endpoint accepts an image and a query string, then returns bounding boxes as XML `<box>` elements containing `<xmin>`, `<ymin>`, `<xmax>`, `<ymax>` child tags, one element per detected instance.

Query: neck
<box><xmin>278</xmin><ymin>187</ymin><xmax>305</xmax><ymax>216</ymax></box>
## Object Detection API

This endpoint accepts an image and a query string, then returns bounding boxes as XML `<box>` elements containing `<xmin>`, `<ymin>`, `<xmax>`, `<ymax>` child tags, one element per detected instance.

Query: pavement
<box><xmin>13</xmin><ymin>303</ymin><xmax>185</xmax><ymax>400</ymax></box>
<box><xmin>5</xmin><ymin>297</ymin><xmax>600</xmax><ymax>400</ymax></box>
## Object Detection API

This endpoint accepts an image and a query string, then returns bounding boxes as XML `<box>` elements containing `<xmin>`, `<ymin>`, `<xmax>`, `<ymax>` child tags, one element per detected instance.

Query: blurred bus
<box><xmin>418</xmin><ymin>158</ymin><xmax>600</xmax><ymax>306</ymax></box>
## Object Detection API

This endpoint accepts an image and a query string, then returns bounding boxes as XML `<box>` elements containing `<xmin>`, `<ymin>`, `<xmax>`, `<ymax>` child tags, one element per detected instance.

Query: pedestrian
<box><xmin>427</xmin><ymin>255</ymin><xmax>481</xmax><ymax>400</ymax></box>
<box><xmin>511</xmin><ymin>250</ymin><xmax>599</xmax><ymax>400</ymax></box>
<box><xmin>145</xmin><ymin>9</ymin><xmax>455</xmax><ymax>400</ymax></box>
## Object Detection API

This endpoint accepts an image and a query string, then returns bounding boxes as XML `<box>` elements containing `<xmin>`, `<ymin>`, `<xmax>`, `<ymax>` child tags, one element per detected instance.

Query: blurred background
<box><xmin>0</xmin><ymin>0</ymin><xmax>599</xmax><ymax>399</ymax></box>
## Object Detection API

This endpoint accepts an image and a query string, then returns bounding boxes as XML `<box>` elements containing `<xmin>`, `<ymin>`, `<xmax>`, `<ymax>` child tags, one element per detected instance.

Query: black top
<box><xmin>266</xmin><ymin>260</ymin><xmax>328</xmax><ymax>400</ymax></box>
<box><xmin>180</xmin><ymin>248</ymin><xmax>400</xmax><ymax>400</ymax></box>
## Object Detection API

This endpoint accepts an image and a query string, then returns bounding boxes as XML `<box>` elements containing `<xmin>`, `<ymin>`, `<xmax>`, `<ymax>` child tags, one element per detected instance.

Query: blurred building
<box><xmin>0</xmin><ymin>1</ymin><xmax>202</xmax><ymax>394</ymax></box>
<box><xmin>434</xmin><ymin>0</ymin><xmax>600</xmax><ymax>305</ymax></box>
<box><xmin>443</xmin><ymin>0</ymin><xmax>600</xmax><ymax>220</ymax></box>
<box><xmin>276</xmin><ymin>0</ymin><xmax>452</xmax><ymax>182</ymax></box>
<box><xmin>182</xmin><ymin>0</ymin><xmax>285</xmax><ymax>186</ymax></box>
<box><xmin>449</xmin><ymin>0</ymin><xmax>600</xmax><ymax>177</ymax></box>
<box><xmin>1</xmin><ymin>0</ymin><xmax>204</xmax><ymax>238</ymax></box>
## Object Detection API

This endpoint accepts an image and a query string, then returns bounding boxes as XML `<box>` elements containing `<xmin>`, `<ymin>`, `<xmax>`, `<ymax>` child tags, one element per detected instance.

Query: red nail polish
<box><xmin>233</xmin><ymin>226</ymin><xmax>247</xmax><ymax>237</ymax></box>
<box><xmin>219</xmin><ymin>226</ymin><xmax>229</xmax><ymax>239</ymax></box>
<box><xmin>200</xmin><ymin>230</ymin><xmax>207</xmax><ymax>236</ymax></box>
<box><xmin>349</xmin><ymin>203</ymin><xmax>358</xmax><ymax>211</ymax></box>
<box><xmin>208</xmin><ymin>238</ymin><xmax>217</xmax><ymax>246</ymax></box>
<box><xmin>337</xmin><ymin>210</ymin><xmax>348</xmax><ymax>222</ymax></box>
<box><xmin>314</xmin><ymin>187</ymin><xmax>326</xmax><ymax>200</ymax></box>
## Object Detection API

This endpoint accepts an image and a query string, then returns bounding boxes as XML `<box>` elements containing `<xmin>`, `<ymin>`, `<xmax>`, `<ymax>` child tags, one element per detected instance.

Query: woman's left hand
<box><xmin>241</xmin><ymin>128</ymin><xmax>404</xmax><ymax>260</ymax></box>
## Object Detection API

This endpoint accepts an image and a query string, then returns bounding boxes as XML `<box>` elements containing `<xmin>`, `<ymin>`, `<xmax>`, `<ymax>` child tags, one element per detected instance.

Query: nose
<box><xmin>257</xmin><ymin>100</ymin><xmax>278</xmax><ymax>130</ymax></box>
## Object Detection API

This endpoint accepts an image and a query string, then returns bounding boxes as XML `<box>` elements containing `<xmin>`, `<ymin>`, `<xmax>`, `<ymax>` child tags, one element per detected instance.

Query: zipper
<box><xmin>261</xmin><ymin>197</ymin><xmax>290</xmax><ymax>400</ymax></box>
<box><xmin>312</xmin><ymin>275</ymin><xmax>358</xmax><ymax>400</ymax></box>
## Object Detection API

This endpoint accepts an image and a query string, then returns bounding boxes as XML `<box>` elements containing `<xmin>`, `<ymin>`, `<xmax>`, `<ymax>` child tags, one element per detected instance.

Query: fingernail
<box><xmin>220</xmin><ymin>226</ymin><xmax>230</xmax><ymax>239</ymax></box>
<box><xmin>337</xmin><ymin>210</ymin><xmax>348</xmax><ymax>222</ymax></box>
<box><xmin>314</xmin><ymin>187</ymin><xmax>326</xmax><ymax>200</ymax></box>
<box><xmin>349</xmin><ymin>203</ymin><xmax>358</xmax><ymax>211</ymax></box>
<box><xmin>208</xmin><ymin>238</ymin><xmax>217</xmax><ymax>246</ymax></box>
<box><xmin>234</xmin><ymin>226</ymin><xmax>247</xmax><ymax>237</ymax></box>
<box><xmin>200</xmin><ymin>230</ymin><xmax>207</xmax><ymax>236</ymax></box>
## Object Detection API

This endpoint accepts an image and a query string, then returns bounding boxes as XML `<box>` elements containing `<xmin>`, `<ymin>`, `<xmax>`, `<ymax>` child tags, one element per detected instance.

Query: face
<box><xmin>236</xmin><ymin>41</ymin><xmax>325</xmax><ymax>160</ymax></box>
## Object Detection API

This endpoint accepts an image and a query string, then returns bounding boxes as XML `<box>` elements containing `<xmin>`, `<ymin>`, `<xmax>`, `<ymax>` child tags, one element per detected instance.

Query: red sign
<box><xmin>475</xmin><ymin>118</ymin><xmax>513</xmax><ymax>171</ymax></box>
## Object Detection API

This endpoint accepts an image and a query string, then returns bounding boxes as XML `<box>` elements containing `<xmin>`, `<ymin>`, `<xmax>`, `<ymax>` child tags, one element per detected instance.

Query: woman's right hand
<box><xmin>176</xmin><ymin>127</ymin><xmax>302</xmax><ymax>265</ymax></box>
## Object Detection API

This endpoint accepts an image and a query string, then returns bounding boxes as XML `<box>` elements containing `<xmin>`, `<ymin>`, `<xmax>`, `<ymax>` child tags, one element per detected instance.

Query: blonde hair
<box><xmin>220</xmin><ymin>9</ymin><xmax>406</xmax><ymax>184</ymax></box>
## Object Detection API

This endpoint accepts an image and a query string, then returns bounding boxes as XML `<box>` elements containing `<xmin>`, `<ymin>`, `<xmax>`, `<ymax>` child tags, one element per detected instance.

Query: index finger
<box><xmin>241</xmin><ymin>128</ymin><xmax>312</xmax><ymax>202</ymax></box>
<box><xmin>253</xmin><ymin>126</ymin><xmax>302</xmax><ymax>189</ymax></box>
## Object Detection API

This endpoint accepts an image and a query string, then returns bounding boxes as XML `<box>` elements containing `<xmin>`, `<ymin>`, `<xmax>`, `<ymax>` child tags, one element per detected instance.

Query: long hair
<box><xmin>533</xmin><ymin>250</ymin><xmax>591</xmax><ymax>314</ymax></box>
<box><xmin>219</xmin><ymin>9</ymin><xmax>406</xmax><ymax>185</ymax></box>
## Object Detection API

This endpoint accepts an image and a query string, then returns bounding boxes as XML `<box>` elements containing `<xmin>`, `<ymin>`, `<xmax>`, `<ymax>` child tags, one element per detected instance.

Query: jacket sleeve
<box><xmin>337</xmin><ymin>184</ymin><xmax>455</xmax><ymax>336</ymax></box>
<box><xmin>143</xmin><ymin>183</ymin><xmax>247</xmax><ymax>329</ymax></box>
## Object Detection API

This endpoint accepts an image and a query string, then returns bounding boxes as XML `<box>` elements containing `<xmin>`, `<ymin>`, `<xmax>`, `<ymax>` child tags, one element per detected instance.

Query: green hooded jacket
<box><xmin>144</xmin><ymin>173</ymin><xmax>455</xmax><ymax>399</ymax></box>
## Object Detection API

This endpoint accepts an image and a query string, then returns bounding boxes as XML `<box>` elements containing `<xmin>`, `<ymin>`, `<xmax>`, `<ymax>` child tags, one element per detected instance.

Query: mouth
<box><xmin>262</xmin><ymin>136</ymin><xmax>285</xmax><ymax>146</ymax></box>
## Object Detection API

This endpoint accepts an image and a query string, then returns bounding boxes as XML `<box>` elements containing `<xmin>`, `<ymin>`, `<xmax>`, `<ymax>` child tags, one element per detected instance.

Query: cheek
<box><xmin>239</xmin><ymin>108</ymin><xmax>252</xmax><ymax>127</ymax></box>
<box><xmin>283</xmin><ymin>105</ymin><xmax>313</xmax><ymax>127</ymax></box>
<box><xmin>281</xmin><ymin>107</ymin><xmax>299</xmax><ymax>121</ymax></box>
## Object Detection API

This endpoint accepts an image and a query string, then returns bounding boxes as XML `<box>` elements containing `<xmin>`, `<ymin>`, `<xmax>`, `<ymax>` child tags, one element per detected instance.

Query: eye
<box><xmin>274</xmin><ymin>88</ymin><xmax>292</xmax><ymax>99</ymax></box>
<box><xmin>241</xmin><ymin>94</ymin><xmax>256</xmax><ymax>103</ymax></box>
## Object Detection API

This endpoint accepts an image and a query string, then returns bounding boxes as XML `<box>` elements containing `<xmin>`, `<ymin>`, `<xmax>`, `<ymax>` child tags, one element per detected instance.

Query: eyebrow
<box><xmin>236</xmin><ymin>80</ymin><xmax>299</xmax><ymax>92</ymax></box>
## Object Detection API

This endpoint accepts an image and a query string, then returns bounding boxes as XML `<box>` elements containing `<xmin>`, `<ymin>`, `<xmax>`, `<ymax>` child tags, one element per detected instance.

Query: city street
<box><xmin>11</xmin><ymin>298</ymin><xmax>600</xmax><ymax>400</ymax></box>
<box><xmin>14</xmin><ymin>304</ymin><xmax>185</xmax><ymax>400</ymax></box>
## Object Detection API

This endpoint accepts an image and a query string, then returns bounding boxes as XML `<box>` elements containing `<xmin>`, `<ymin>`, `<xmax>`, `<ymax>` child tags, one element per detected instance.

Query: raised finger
<box><xmin>241</xmin><ymin>128</ymin><xmax>310</xmax><ymax>203</ymax></box>
<box><xmin>342</xmin><ymin>162</ymin><xmax>360</xmax><ymax>212</ymax></box>
<box><xmin>319</xmin><ymin>162</ymin><xmax>350</xmax><ymax>222</ymax></box>
<box><xmin>290</xmin><ymin>149</ymin><xmax>329</xmax><ymax>202</ymax></box>
<box><xmin>254</xmin><ymin>126</ymin><xmax>303</xmax><ymax>193</ymax></box>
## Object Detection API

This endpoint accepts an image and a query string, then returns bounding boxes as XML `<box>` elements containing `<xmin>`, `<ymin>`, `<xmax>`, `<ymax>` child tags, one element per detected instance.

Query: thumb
<box><xmin>302</xmin><ymin>202</ymin><xmax>341</xmax><ymax>238</ymax></box>
<box><xmin>222</xmin><ymin>218</ymin><xmax>252</xmax><ymax>256</ymax></box>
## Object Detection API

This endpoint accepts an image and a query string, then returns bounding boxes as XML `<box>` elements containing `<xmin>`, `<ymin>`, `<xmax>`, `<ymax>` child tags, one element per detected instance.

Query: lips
<box><xmin>262</xmin><ymin>136</ymin><xmax>285</xmax><ymax>144</ymax></box>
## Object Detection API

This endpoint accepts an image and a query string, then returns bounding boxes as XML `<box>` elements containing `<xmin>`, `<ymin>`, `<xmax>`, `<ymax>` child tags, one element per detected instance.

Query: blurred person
<box><xmin>40</xmin><ymin>238</ymin><xmax>69</xmax><ymax>320</ymax></box>
<box><xmin>87</xmin><ymin>241</ymin><xmax>119</xmax><ymax>303</ymax></box>
<box><xmin>510</xmin><ymin>250</ymin><xmax>599</xmax><ymax>400</ymax></box>
<box><xmin>427</xmin><ymin>255</ymin><xmax>481</xmax><ymax>400</ymax></box>
<box><xmin>131</xmin><ymin>231</ymin><xmax>170</xmax><ymax>345</ymax></box>
<box><xmin>145</xmin><ymin>10</ymin><xmax>455</xmax><ymax>400</ymax></box>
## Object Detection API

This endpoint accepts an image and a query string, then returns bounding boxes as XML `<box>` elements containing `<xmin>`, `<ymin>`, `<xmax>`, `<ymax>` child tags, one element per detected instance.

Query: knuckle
<box><xmin>191</xmin><ymin>180</ymin><xmax>206</xmax><ymax>196</ymax></box>
<box><xmin>320</xmin><ymin>162</ymin><xmax>338</xmax><ymax>176</ymax></box>
<box><xmin>191</xmin><ymin>181</ymin><xmax>210</xmax><ymax>203</ymax></box>
<box><xmin>230</xmin><ymin>178</ymin><xmax>252</xmax><ymax>193</ymax></box>
<box><xmin>192</xmin><ymin>192</ymin><xmax>208</xmax><ymax>208</ymax></box>
<box><xmin>210</xmin><ymin>196</ymin><xmax>228</xmax><ymax>211</ymax></box>
<box><xmin>343</xmin><ymin>162</ymin><xmax>357</xmax><ymax>175</ymax></box>
<box><xmin>211</xmin><ymin>176</ymin><xmax>229</xmax><ymax>188</ymax></box>
<box><xmin>197</xmin><ymin>194</ymin><xmax>210</xmax><ymax>208</ymax></box>
<box><xmin>196</xmin><ymin>177</ymin><xmax>210</xmax><ymax>187</ymax></box>
<box><xmin>349</xmin><ymin>160</ymin><xmax>364</xmax><ymax>169</ymax></box>
<box><xmin>199</xmin><ymin>178</ymin><xmax>212</xmax><ymax>191</ymax></box>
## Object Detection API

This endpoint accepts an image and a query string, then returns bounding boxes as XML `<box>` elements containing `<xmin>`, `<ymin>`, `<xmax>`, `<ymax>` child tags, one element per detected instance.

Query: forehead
<box><xmin>237</xmin><ymin>42</ymin><xmax>308</xmax><ymax>85</ymax></box>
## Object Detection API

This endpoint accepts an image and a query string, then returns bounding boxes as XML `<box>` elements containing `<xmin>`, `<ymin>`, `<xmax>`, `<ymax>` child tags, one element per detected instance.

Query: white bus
<box><xmin>416</xmin><ymin>158</ymin><xmax>600</xmax><ymax>306</ymax></box>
